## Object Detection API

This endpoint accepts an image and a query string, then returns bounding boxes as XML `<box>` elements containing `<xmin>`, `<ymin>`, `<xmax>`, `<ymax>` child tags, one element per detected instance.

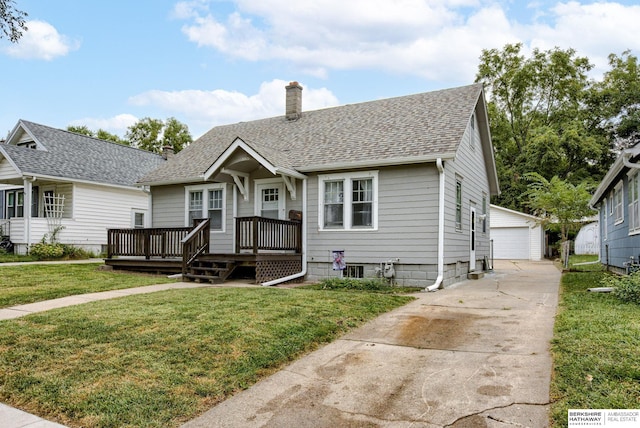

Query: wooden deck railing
<box><xmin>107</xmin><ymin>226</ymin><xmax>191</xmax><ymax>259</ymax></box>
<box><xmin>181</xmin><ymin>219</ymin><xmax>210</xmax><ymax>274</ymax></box>
<box><xmin>235</xmin><ymin>216</ymin><xmax>302</xmax><ymax>253</ymax></box>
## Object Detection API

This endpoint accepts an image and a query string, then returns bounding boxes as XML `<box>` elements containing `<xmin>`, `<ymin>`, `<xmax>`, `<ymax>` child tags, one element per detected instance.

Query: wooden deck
<box><xmin>104</xmin><ymin>216</ymin><xmax>303</xmax><ymax>284</ymax></box>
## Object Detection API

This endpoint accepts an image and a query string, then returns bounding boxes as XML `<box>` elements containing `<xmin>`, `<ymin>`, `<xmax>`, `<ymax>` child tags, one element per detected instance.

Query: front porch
<box><xmin>104</xmin><ymin>216</ymin><xmax>303</xmax><ymax>284</ymax></box>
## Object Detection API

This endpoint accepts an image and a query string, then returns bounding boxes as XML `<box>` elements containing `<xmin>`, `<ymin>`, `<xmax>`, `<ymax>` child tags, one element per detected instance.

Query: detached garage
<box><xmin>490</xmin><ymin>205</ymin><xmax>545</xmax><ymax>261</ymax></box>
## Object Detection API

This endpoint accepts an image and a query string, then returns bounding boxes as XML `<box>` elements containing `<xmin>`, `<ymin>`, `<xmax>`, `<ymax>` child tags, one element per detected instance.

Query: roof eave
<box><xmin>295</xmin><ymin>153</ymin><xmax>458</xmax><ymax>173</ymax></box>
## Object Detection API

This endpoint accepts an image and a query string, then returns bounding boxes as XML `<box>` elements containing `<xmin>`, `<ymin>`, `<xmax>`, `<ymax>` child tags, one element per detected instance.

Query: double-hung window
<box><xmin>319</xmin><ymin>171</ymin><xmax>378</xmax><ymax>230</ymax></box>
<box><xmin>629</xmin><ymin>173</ymin><xmax>640</xmax><ymax>233</ymax></box>
<box><xmin>185</xmin><ymin>184</ymin><xmax>226</xmax><ymax>231</ymax></box>
<box><xmin>455</xmin><ymin>180</ymin><xmax>463</xmax><ymax>231</ymax></box>
<box><xmin>614</xmin><ymin>183</ymin><xmax>624</xmax><ymax>225</ymax></box>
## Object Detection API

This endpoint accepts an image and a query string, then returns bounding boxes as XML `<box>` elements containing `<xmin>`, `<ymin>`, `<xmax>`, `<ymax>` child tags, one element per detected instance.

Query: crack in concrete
<box><xmin>443</xmin><ymin>401</ymin><xmax>551</xmax><ymax>427</ymax></box>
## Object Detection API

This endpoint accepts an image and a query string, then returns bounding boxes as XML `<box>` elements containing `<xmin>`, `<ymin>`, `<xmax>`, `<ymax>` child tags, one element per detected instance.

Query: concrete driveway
<box><xmin>182</xmin><ymin>260</ymin><xmax>561</xmax><ymax>428</ymax></box>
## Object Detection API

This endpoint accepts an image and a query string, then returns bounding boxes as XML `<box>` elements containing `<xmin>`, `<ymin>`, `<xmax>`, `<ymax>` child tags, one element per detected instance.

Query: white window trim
<box><xmin>318</xmin><ymin>170</ymin><xmax>378</xmax><ymax>231</ymax></box>
<box><xmin>254</xmin><ymin>178</ymin><xmax>286</xmax><ymax>219</ymax></box>
<box><xmin>184</xmin><ymin>183</ymin><xmax>226</xmax><ymax>232</ymax></box>
<box><xmin>614</xmin><ymin>182</ymin><xmax>624</xmax><ymax>225</ymax></box>
<box><xmin>629</xmin><ymin>172</ymin><xmax>640</xmax><ymax>234</ymax></box>
<box><xmin>603</xmin><ymin>197</ymin><xmax>608</xmax><ymax>241</ymax></box>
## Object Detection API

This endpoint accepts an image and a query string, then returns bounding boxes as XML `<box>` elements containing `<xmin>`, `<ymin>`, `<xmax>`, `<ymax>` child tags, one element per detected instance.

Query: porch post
<box><xmin>23</xmin><ymin>177</ymin><xmax>33</xmax><ymax>252</ymax></box>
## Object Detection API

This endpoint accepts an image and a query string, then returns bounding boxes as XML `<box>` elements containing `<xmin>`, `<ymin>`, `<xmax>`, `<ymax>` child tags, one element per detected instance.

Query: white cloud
<box><xmin>2</xmin><ymin>20</ymin><xmax>80</xmax><ymax>60</ymax></box>
<box><xmin>68</xmin><ymin>114</ymin><xmax>139</xmax><ymax>136</ymax></box>
<box><xmin>175</xmin><ymin>0</ymin><xmax>640</xmax><ymax>83</ymax></box>
<box><xmin>128</xmin><ymin>79</ymin><xmax>339</xmax><ymax>137</ymax></box>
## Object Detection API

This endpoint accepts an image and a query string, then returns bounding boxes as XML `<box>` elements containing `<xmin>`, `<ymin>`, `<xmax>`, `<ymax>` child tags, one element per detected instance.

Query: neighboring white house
<box><xmin>575</xmin><ymin>222</ymin><xmax>599</xmax><ymax>255</ymax></box>
<box><xmin>0</xmin><ymin>120</ymin><xmax>166</xmax><ymax>254</ymax></box>
<box><xmin>489</xmin><ymin>204</ymin><xmax>544</xmax><ymax>261</ymax></box>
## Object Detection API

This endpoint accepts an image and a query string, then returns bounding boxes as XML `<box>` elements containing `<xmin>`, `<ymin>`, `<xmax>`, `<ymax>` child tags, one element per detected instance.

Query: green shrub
<box><xmin>29</xmin><ymin>242</ymin><xmax>65</xmax><ymax>260</ymax></box>
<box><xmin>318</xmin><ymin>277</ymin><xmax>393</xmax><ymax>292</ymax></box>
<box><xmin>602</xmin><ymin>272</ymin><xmax>640</xmax><ymax>305</ymax></box>
<box><xmin>61</xmin><ymin>244</ymin><xmax>92</xmax><ymax>260</ymax></box>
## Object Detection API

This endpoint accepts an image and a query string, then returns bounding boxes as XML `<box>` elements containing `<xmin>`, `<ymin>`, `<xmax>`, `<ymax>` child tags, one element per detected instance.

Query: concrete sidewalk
<box><xmin>1</xmin><ymin>260</ymin><xmax>560</xmax><ymax>427</ymax></box>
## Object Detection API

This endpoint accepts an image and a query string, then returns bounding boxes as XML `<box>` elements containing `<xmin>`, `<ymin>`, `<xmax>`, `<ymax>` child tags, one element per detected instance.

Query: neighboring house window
<box><xmin>5</xmin><ymin>190</ymin><xmax>24</xmax><ymax>218</ymax></box>
<box><xmin>185</xmin><ymin>184</ymin><xmax>226</xmax><ymax>231</ymax></box>
<box><xmin>17</xmin><ymin>141</ymin><xmax>37</xmax><ymax>149</ymax></box>
<box><xmin>133</xmin><ymin>211</ymin><xmax>145</xmax><ymax>229</ymax></box>
<box><xmin>318</xmin><ymin>171</ymin><xmax>378</xmax><ymax>230</ymax></box>
<box><xmin>614</xmin><ymin>183</ymin><xmax>624</xmax><ymax>224</ymax></box>
<box><xmin>455</xmin><ymin>180</ymin><xmax>463</xmax><ymax>231</ymax></box>
<box><xmin>629</xmin><ymin>173</ymin><xmax>640</xmax><ymax>233</ymax></box>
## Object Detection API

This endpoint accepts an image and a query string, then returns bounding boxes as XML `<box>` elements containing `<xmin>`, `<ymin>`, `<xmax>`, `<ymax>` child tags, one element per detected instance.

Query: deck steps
<box><xmin>184</xmin><ymin>259</ymin><xmax>237</xmax><ymax>283</ymax></box>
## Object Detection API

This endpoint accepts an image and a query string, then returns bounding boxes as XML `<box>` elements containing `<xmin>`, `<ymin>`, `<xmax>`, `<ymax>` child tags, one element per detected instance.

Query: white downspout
<box><xmin>232</xmin><ymin>184</ymin><xmax>238</xmax><ymax>253</ymax></box>
<box><xmin>425</xmin><ymin>158</ymin><xmax>445</xmax><ymax>292</ymax></box>
<box><xmin>262</xmin><ymin>178</ymin><xmax>307</xmax><ymax>286</ymax></box>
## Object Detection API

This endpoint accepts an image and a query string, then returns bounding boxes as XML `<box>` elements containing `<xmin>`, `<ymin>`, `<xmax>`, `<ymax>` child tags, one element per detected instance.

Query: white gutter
<box><xmin>261</xmin><ymin>178</ymin><xmax>307</xmax><ymax>286</ymax></box>
<box><xmin>623</xmin><ymin>151</ymin><xmax>640</xmax><ymax>170</ymax></box>
<box><xmin>425</xmin><ymin>158</ymin><xmax>445</xmax><ymax>292</ymax></box>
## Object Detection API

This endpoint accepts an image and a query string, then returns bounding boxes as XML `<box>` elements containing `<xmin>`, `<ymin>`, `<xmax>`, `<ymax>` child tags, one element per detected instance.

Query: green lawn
<box><xmin>0</xmin><ymin>287</ymin><xmax>413</xmax><ymax>427</ymax></box>
<box><xmin>550</xmin><ymin>257</ymin><xmax>640</xmax><ymax>427</ymax></box>
<box><xmin>0</xmin><ymin>263</ymin><xmax>177</xmax><ymax>308</ymax></box>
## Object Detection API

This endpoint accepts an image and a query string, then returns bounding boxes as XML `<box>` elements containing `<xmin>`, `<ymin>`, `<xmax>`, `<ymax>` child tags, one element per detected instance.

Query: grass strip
<box><xmin>550</xmin><ymin>268</ymin><xmax>640</xmax><ymax>427</ymax></box>
<box><xmin>0</xmin><ymin>264</ymin><xmax>176</xmax><ymax>308</ymax></box>
<box><xmin>0</xmin><ymin>287</ymin><xmax>413</xmax><ymax>427</ymax></box>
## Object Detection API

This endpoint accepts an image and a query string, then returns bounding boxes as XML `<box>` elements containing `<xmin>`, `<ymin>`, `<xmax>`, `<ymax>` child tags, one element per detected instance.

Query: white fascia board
<box><xmin>295</xmin><ymin>153</ymin><xmax>457</xmax><ymax>172</ymax></box>
<box><xmin>590</xmin><ymin>156</ymin><xmax>626</xmax><ymax>207</ymax></box>
<box><xmin>204</xmin><ymin>137</ymin><xmax>277</xmax><ymax>180</ymax></box>
<box><xmin>138</xmin><ymin>176</ymin><xmax>208</xmax><ymax>187</ymax></box>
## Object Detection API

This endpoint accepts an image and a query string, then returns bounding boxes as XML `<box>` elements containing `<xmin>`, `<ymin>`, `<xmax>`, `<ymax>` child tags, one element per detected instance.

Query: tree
<box><xmin>475</xmin><ymin>43</ymin><xmax>610</xmax><ymax>210</ymax></box>
<box><xmin>587</xmin><ymin>50</ymin><xmax>640</xmax><ymax>151</ymax></box>
<box><xmin>524</xmin><ymin>173</ymin><xmax>594</xmax><ymax>243</ymax></box>
<box><xmin>66</xmin><ymin>125</ymin><xmax>128</xmax><ymax>146</ymax></box>
<box><xmin>0</xmin><ymin>0</ymin><xmax>27</xmax><ymax>42</ymax></box>
<box><xmin>125</xmin><ymin>117</ymin><xmax>192</xmax><ymax>154</ymax></box>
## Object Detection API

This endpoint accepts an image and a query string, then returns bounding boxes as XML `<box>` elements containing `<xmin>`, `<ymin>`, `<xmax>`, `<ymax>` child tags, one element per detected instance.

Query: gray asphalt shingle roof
<box><xmin>1</xmin><ymin>120</ymin><xmax>166</xmax><ymax>187</ymax></box>
<box><xmin>139</xmin><ymin>83</ymin><xmax>484</xmax><ymax>184</ymax></box>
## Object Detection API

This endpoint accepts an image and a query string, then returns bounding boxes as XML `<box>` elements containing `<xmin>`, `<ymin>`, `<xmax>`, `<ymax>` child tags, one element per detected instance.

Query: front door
<box><xmin>256</xmin><ymin>183</ymin><xmax>285</xmax><ymax>220</ymax></box>
<box><xmin>470</xmin><ymin>206</ymin><xmax>476</xmax><ymax>271</ymax></box>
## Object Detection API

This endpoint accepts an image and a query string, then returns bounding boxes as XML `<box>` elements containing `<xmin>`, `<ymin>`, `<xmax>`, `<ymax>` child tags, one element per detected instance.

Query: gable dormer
<box><xmin>5</xmin><ymin>121</ymin><xmax>46</xmax><ymax>151</ymax></box>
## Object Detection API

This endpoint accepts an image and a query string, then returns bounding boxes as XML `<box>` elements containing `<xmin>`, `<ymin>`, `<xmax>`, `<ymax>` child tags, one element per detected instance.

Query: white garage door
<box><xmin>491</xmin><ymin>227</ymin><xmax>530</xmax><ymax>259</ymax></box>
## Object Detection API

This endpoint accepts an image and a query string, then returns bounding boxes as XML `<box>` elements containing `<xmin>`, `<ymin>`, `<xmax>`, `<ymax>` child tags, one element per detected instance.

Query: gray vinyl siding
<box><xmin>442</xmin><ymin>110</ymin><xmax>491</xmax><ymax>267</ymax></box>
<box><xmin>151</xmin><ymin>185</ymin><xmax>184</xmax><ymax>228</ymax></box>
<box><xmin>306</xmin><ymin>164</ymin><xmax>439</xmax><ymax>265</ymax></box>
<box><xmin>151</xmin><ymin>178</ymin><xmax>303</xmax><ymax>253</ymax></box>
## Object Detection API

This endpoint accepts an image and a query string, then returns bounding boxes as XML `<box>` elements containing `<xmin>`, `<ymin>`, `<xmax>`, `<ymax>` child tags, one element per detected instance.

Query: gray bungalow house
<box><xmin>590</xmin><ymin>143</ymin><xmax>640</xmax><ymax>274</ymax></box>
<box><xmin>0</xmin><ymin>120</ymin><xmax>166</xmax><ymax>254</ymax></box>
<box><xmin>119</xmin><ymin>83</ymin><xmax>499</xmax><ymax>288</ymax></box>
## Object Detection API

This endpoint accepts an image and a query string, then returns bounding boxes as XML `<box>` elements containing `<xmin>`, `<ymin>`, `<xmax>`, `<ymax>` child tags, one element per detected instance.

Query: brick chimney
<box><xmin>162</xmin><ymin>145</ymin><xmax>175</xmax><ymax>160</ymax></box>
<box><xmin>285</xmin><ymin>81</ymin><xmax>303</xmax><ymax>120</ymax></box>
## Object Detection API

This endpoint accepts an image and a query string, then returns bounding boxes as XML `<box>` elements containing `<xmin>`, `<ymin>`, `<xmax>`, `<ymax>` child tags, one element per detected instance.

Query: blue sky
<box><xmin>1</xmin><ymin>0</ymin><xmax>639</xmax><ymax>139</ymax></box>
